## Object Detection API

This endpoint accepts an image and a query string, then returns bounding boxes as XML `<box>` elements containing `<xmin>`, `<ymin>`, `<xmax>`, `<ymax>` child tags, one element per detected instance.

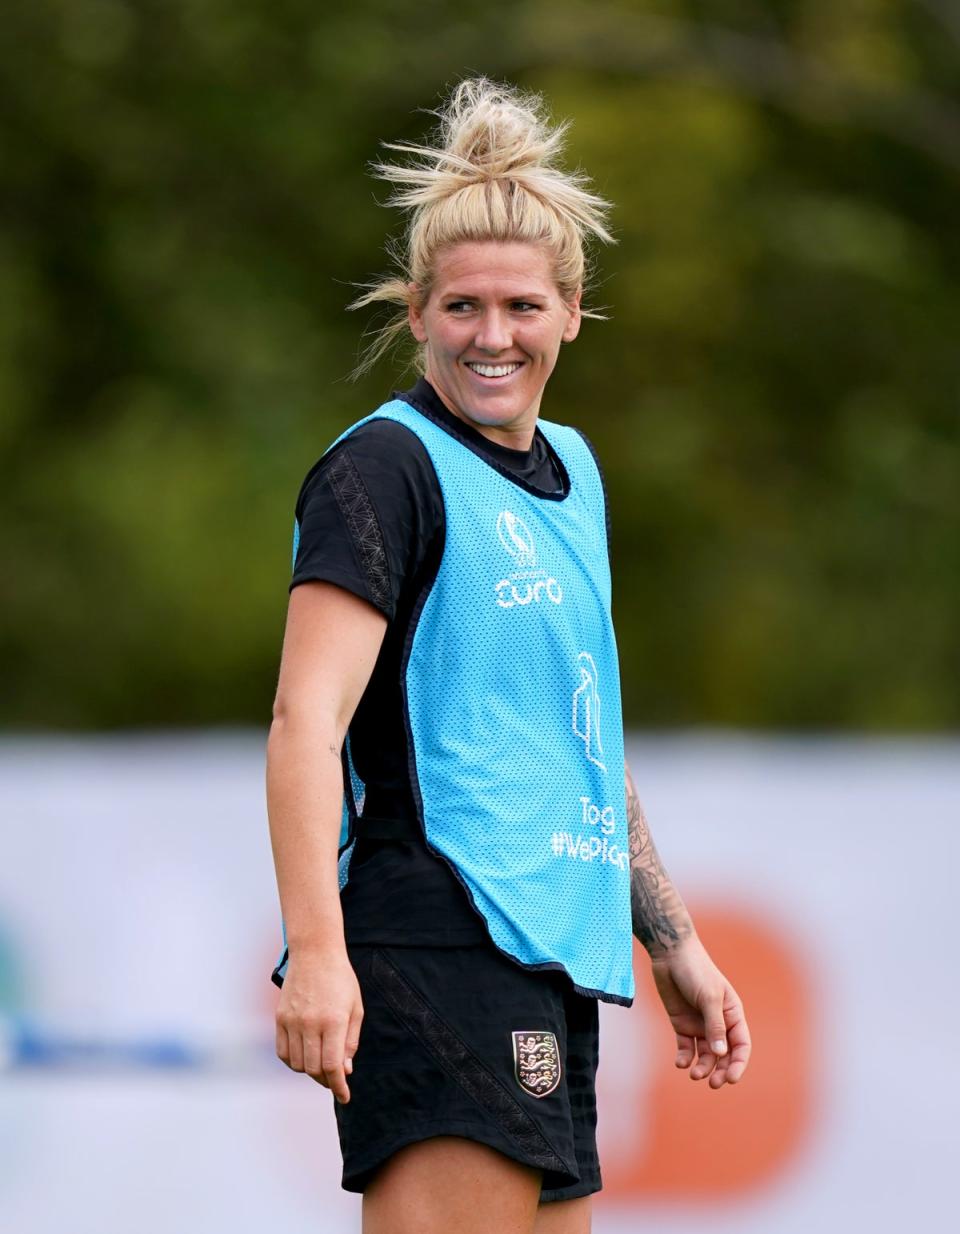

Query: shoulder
<box><xmin>296</xmin><ymin>414</ymin><xmax>439</xmax><ymax>519</ymax></box>
<box><xmin>290</xmin><ymin>413</ymin><xmax>444</xmax><ymax>617</ymax></box>
<box><xmin>567</xmin><ymin>426</ymin><xmax>613</xmax><ymax>560</ymax></box>
<box><xmin>345</xmin><ymin>415</ymin><xmax>437</xmax><ymax>469</ymax></box>
<box><xmin>569</xmin><ymin>427</ymin><xmax>606</xmax><ymax>479</ymax></box>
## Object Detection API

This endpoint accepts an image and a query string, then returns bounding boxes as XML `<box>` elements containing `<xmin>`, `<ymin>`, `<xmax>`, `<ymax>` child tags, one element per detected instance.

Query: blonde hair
<box><xmin>348</xmin><ymin>76</ymin><xmax>615</xmax><ymax>377</ymax></box>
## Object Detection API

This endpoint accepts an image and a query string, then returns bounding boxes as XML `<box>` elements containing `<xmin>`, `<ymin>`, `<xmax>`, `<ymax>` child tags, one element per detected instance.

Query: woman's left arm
<box><xmin>625</xmin><ymin>759</ymin><xmax>752</xmax><ymax>1087</ymax></box>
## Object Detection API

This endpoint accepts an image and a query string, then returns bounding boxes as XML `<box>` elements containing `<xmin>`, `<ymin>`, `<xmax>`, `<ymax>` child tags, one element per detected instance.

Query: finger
<box><xmin>708</xmin><ymin>1047</ymin><xmax>734</xmax><ymax>1088</ymax></box>
<box><xmin>725</xmin><ymin>1049</ymin><xmax>750</xmax><ymax>1083</ymax></box>
<box><xmin>723</xmin><ymin>1010</ymin><xmax>752</xmax><ymax>1084</ymax></box>
<box><xmin>321</xmin><ymin>1026</ymin><xmax>351</xmax><ymax>1105</ymax></box>
<box><xmin>702</xmin><ymin>994</ymin><xmax>729</xmax><ymax>1059</ymax></box>
<box><xmin>709</xmin><ymin>1065</ymin><xmax>732</xmax><ymax>1088</ymax></box>
<box><xmin>690</xmin><ymin>1037</ymin><xmax>717</xmax><ymax>1081</ymax></box>
<box><xmin>301</xmin><ymin>1028</ymin><xmax>322</xmax><ymax>1081</ymax></box>
<box><xmin>344</xmin><ymin>1004</ymin><xmax>364</xmax><ymax>1075</ymax></box>
<box><xmin>706</xmin><ymin>1005</ymin><xmax>751</xmax><ymax>1087</ymax></box>
<box><xmin>275</xmin><ymin>1020</ymin><xmax>289</xmax><ymax>1065</ymax></box>
<box><xmin>286</xmin><ymin>1026</ymin><xmax>305</xmax><ymax>1073</ymax></box>
<box><xmin>675</xmin><ymin>1032</ymin><xmax>696</xmax><ymax>1069</ymax></box>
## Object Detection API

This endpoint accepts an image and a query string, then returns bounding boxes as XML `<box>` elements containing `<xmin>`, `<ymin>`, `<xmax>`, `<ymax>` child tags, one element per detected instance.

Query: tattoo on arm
<box><xmin>626</xmin><ymin>761</ymin><xmax>693</xmax><ymax>955</ymax></box>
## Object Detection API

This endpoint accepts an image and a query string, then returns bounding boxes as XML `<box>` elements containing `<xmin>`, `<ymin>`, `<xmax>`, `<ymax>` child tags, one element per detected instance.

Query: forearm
<box><xmin>625</xmin><ymin>759</ymin><xmax>695</xmax><ymax>958</ymax></box>
<box><xmin>266</xmin><ymin>711</ymin><xmax>347</xmax><ymax>957</ymax></box>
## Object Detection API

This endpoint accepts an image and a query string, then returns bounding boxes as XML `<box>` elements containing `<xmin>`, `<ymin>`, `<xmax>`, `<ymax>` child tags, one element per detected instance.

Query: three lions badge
<box><xmin>512</xmin><ymin>1030</ymin><xmax>561</xmax><ymax>1098</ymax></box>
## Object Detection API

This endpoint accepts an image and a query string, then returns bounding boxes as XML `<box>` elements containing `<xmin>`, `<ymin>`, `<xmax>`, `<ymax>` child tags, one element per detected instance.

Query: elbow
<box><xmin>270</xmin><ymin>690</ymin><xmax>290</xmax><ymax>727</ymax></box>
<box><xmin>268</xmin><ymin>691</ymin><xmax>340</xmax><ymax>744</ymax></box>
<box><xmin>268</xmin><ymin>696</ymin><xmax>310</xmax><ymax>744</ymax></box>
<box><xmin>267</xmin><ymin>691</ymin><xmax>305</xmax><ymax>755</ymax></box>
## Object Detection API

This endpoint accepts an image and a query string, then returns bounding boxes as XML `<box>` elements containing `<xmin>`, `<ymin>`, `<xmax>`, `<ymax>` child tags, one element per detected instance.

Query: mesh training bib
<box><xmin>274</xmin><ymin>399</ymin><xmax>635</xmax><ymax>1005</ymax></box>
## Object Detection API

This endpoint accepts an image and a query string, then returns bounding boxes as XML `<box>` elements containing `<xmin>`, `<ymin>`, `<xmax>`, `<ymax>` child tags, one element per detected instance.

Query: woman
<box><xmin>266</xmin><ymin>77</ymin><xmax>751</xmax><ymax>1234</ymax></box>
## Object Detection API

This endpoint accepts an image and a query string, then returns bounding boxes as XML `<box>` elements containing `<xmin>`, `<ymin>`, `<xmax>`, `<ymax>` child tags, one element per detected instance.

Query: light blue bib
<box><xmin>276</xmin><ymin>399</ymin><xmax>634</xmax><ymax>1004</ymax></box>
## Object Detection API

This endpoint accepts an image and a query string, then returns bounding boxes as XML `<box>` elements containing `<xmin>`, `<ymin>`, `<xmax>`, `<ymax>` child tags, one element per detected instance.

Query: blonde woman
<box><xmin>266</xmin><ymin>78</ymin><xmax>751</xmax><ymax>1234</ymax></box>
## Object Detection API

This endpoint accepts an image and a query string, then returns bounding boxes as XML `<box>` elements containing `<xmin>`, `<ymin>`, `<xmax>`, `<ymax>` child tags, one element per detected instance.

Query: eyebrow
<box><xmin>441</xmin><ymin>290</ymin><xmax>546</xmax><ymax>301</ymax></box>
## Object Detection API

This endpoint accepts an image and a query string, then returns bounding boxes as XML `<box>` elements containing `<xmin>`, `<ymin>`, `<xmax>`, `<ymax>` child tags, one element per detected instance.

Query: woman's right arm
<box><xmin>266</xmin><ymin>579</ymin><xmax>388</xmax><ymax>1103</ymax></box>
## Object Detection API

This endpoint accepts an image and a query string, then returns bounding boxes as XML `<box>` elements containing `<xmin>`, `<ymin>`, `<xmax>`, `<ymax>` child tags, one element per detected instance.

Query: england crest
<box><xmin>512</xmin><ymin>1030</ymin><xmax>561</xmax><ymax>1098</ymax></box>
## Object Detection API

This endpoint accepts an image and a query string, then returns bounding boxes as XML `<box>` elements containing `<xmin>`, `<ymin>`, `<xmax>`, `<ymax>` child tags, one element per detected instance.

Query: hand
<box><xmin>275</xmin><ymin>948</ymin><xmax>364</xmax><ymax>1103</ymax></box>
<box><xmin>649</xmin><ymin>935</ymin><xmax>751</xmax><ymax>1088</ymax></box>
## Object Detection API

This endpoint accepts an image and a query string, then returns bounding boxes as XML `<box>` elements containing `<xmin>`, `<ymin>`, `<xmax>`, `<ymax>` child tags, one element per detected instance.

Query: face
<box><xmin>408</xmin><ymin>241</ymin><xmax>582</xmax><ymax>449</ymax></box>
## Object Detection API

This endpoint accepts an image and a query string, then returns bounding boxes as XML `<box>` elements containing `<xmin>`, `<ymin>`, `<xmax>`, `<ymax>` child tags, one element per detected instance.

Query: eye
<box><xmin>511</xmin><ymin>301</ymin><xmax>540</xmax><ymax>312</ymax></box>
<box><xmin>445</xmin><ymin>300</ymin><xmax>474</xmax><ymax>314</ymax></box>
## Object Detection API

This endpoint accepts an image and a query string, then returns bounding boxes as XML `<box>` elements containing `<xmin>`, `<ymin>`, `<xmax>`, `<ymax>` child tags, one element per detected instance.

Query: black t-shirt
<box><xmin>290</xmin><ymin>376</ymin><xmax>610</xmax><ymax>944</ymax></box>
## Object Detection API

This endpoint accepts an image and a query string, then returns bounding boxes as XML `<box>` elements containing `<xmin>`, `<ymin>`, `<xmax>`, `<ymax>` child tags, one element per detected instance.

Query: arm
<box><xmin>625</xmin><ymin>759</ymin><xmax>752</xmax><ymax>1087</ymax></box>
<box><xmin>625</xmin><ymin>760</ymin><xmax>695</xmax><ymax>955</ymax></box>
<box><xmin>267</xmin><ymin>581</ymin><xmax>387</xmax><ymax>1103</ymax></box>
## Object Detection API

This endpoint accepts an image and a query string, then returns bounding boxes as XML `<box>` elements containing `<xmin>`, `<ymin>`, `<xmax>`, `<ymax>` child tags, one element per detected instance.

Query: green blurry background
<box><xmin>2</xmin><ymin>0</ymin><xmax>957</xmax><ymax>731</ymax></box>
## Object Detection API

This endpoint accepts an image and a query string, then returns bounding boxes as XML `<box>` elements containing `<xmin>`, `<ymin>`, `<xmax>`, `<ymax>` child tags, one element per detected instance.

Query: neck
<box><xmin>424</xmin><ymin>374</ymin><xmax>537</xmax><ymax>452</ymax></box>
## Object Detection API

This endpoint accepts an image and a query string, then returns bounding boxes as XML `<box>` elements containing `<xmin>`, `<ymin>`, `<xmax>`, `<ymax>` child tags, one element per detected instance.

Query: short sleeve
<box><xmin>290</xmin><ymin>418</ymin><xmax>443</xmax><ymax>622</ymax></box>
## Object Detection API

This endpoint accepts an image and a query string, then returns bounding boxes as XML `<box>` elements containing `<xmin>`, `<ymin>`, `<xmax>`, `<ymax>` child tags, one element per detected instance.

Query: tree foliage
<box><xmin>2</xmin><ymin>0</ymin><xmax>957</xmax><ymax>729</ymax></box>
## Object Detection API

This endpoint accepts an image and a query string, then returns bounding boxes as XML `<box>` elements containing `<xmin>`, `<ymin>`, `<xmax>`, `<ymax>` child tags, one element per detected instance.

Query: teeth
<box><xmin>465</xmin><ymin>362</ymin><xmax>521</xmax><ymax>378</ymax></box>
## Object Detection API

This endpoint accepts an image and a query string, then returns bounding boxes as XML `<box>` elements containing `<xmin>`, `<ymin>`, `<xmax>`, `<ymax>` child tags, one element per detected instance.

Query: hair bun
<box><xmin>433</xmin><ymin>78</ymin><xmax>565</xmax><ymax>184</ymax></box>
<box><xmin>372</xmin><ymin>76</ymin><xmax>609</xmax><ymax>238</ymax></box>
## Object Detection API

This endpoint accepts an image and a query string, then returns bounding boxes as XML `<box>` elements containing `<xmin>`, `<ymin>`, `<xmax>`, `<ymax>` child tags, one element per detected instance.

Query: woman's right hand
<box><xmin>275</xmin><ymin>947</ymin><xmax>364</xmax><ymax>1104</ymax></box>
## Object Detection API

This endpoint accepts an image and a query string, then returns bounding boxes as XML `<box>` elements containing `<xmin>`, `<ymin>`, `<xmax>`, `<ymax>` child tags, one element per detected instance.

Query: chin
<box><xmin>469</xmin><ymin>402</ymin><xmax>531</xmax><ymax>426</ymax></box>
<box><xmin>462</xmin><ymin>385</ymin><xmax>535</xmax><ymax>414</ymax></box>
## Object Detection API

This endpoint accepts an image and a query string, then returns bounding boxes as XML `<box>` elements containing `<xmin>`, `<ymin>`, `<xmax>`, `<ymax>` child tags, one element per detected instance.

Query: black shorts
<box><xmin>335</xmin><ymin>939</ymin><xmax>602</xmax><ymax>1203</ymax></box>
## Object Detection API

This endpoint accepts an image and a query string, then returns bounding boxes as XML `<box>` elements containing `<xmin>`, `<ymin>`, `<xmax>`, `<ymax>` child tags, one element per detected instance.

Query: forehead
<box><xmin>431</xmin><ymin>241</ymin><xmax>557</xmax><ymax>295</ymax></box>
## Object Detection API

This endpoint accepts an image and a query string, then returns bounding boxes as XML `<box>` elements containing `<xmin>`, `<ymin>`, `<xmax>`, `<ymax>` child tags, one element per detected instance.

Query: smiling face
<box><xmin>407</xmin><ymin>241</ymin><xmax>582</xmax><ymax>450</ymax></box>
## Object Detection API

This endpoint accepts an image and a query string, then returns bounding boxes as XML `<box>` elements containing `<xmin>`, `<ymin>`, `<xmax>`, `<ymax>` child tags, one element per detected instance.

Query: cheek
<box><xmin>525</xmin><ymin>324</ymin><xmax>565</xmax><ymax>363</ymax></box>
<box><xmin>432</xmin><ymin>323</ymin><xmax>468</xmax><ymax>356</ymax></box>
<box><xmin>529</xmin><ymin>339</ymin><xmax>562</xmax><ymax>371</ymax></box>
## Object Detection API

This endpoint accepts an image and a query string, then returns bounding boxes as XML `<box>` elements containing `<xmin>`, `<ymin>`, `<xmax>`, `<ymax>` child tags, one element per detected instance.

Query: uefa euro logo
<box><xmin>496</xmin><ymin>510</ymin><xmax>537</xmax><ymax>569</ymax></box>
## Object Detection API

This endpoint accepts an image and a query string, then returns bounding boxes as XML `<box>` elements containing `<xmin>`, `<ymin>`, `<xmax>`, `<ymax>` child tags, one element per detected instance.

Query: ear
<box><xmin>561</xmin><ymin>286</ymin><xmax>583</xmax><ymax>344</ymax></box>
<box><xmin>408</xmin><ymin>286</ymin><xmax>428</xmax><ymax>343</ymax></box>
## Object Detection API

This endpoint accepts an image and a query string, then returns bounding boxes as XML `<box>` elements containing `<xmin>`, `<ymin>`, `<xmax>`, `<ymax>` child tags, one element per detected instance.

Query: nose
<box><xmin>474</xmin><ymin>309</ymin><xmax>512</xmax><ymax>354</ymax></box>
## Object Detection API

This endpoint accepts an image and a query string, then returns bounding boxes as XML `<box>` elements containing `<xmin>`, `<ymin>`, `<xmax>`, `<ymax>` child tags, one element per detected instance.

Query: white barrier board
<box><xmin>1</xmin><ymin>732</ymin><xmax>957</xmax><ymax>1233</ymax></box>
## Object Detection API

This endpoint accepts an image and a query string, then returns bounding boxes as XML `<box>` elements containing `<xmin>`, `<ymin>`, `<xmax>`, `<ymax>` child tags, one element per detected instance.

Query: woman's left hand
<box><xmin>649</xmin><ymin>935</ymin><xmax>752</xmax><ymax>1087</ymax></box>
